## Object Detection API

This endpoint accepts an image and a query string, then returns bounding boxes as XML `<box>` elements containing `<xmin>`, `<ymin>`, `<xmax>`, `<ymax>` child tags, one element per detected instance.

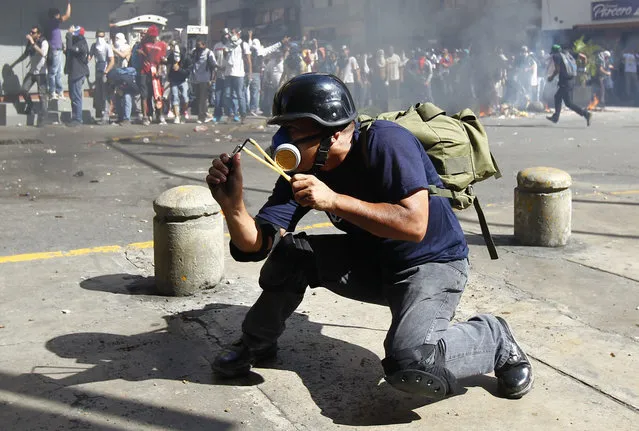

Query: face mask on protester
<box><xmin>269</xmin><ymin>127</ymin><xmax>326</xmax><ymax>172</ymax></box>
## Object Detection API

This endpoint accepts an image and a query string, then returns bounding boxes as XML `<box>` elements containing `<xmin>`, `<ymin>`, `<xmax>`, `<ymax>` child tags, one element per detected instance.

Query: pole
<box><xmin>199</xmin><ymin>0</ymin><xmax>206</xmax><ymax>27</ymax></box>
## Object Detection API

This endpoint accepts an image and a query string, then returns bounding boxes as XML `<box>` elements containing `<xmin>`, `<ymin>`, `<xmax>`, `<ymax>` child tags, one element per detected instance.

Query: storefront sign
<box><xmin>592</xmin><ymin>1</ymin><xmax>639</xmax><ymax>21</ymax></box>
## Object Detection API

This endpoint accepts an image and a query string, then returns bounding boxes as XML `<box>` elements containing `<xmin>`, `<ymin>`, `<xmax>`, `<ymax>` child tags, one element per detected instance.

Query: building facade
<box><xmin>543</xmin><ymin>0</ymin><xmax>639</xmax><ymax>49</ymax></box>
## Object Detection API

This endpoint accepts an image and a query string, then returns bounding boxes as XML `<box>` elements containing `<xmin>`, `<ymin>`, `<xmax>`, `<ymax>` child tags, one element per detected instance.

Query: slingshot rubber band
<box><xmin>242</xmin><ymin>147</ymin><xmax>291</xmax><ymax>181</ymax></box>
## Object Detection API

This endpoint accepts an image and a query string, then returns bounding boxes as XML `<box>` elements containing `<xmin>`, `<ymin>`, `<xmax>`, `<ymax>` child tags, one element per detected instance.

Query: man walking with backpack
<box><xmin>205</xmin><ymin>73</ymin><xmax>533</xmax><ymax>401</ymax></box>
<box><xmin>546</xmin><ymin>44</ymin><xmax>592</xmax><ymax>126</ymax></box>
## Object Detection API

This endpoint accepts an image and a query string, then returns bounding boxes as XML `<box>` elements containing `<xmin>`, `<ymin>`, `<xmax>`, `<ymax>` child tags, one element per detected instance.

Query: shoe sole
<box><xmin>496</xmin><ymin>316</ymin><xmax>534</xmax><ymax>399</ymax></box>
<box><xmin>385</xmin><ymin>369</ymin><xmax>448</xmax><ymax>400</ymax></box>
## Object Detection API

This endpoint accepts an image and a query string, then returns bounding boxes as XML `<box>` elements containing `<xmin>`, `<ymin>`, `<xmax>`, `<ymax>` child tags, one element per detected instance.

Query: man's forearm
<box><xmin>224</xmin><ymin>202</ymin><xmax>264</xmax><ymax>253</ymax></box>
<box><xmin>330</xmin><ymin>192</ymin><xmax>428</xmax><ymax>242</ymax></box>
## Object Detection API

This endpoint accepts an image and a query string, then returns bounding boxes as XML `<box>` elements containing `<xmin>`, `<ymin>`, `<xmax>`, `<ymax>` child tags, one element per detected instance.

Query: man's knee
<box><xmin>259</xmin><ymin>232</ymin><xmax>317</xmax><ymax>293</ymax></box>
<box><xmin>382</xmin><ymin>341</ymin><xmax>461</xmax><ymax>397</ymax></box>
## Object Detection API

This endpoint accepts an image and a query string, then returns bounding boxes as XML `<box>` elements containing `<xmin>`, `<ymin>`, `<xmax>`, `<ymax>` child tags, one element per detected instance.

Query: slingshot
<box><xmin>228</xmin><ymin>138</ymin><xmax>292</xmax><ymax>181</ymax></box>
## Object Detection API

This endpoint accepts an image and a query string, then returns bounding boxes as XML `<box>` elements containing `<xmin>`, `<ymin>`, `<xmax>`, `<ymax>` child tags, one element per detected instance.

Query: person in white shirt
<box><xmin>386</xmin><ymin>46</ymin><xmax>401</xmax><ymax>98</ymax></box>
<box><xmin>338</xmin><ymin>45</ymin><xmax>360</xmax><ymax>100</ymax></box>
<box><xmin>224</xmin><ymin>28</ymin><xmax>250</xmax><ymax>122</ymax></box>
<box><xmin>212</xmin><ymin>29</ymin><xmax>231</xmax><ymax>122</ymax></box>
<box><xmin>262</xmin><ymin>52</ymin><xmax>284</xmax><ymax>115</ymax></box>
<box><xmin>622</xmin><ymin>48</ymin><xmax>638</xmax><ymax>101</ymax></box>
<box><xmin>89</xmin><ymin>29</ymin><xmax>115</xmax><ymax>125</ymax></box>
<box><xmin>247</xmin><ymin>30</ymin><xmax>287</xmax><ymax>116</ymax></box>
<box><xmin>11</xmin><ymin>25</ymin><xmax>49</xmax><ymax>126</ymax></box>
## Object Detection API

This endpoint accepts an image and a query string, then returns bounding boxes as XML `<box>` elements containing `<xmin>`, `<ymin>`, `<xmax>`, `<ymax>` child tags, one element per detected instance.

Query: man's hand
<box><xmin>290</xmin><ymin>174</ymin><xmax>338</xmax><ymax>211</ymax></box>
<box><xmin>172</xmin><ymin>63</ymin><xmax>179</xmax><ymax>71</ymax></box>
<box><xmin>547</xmin><ymin>76</ymin><xmax>554</xmax><ymax>82</ymax></box>
<box><xmin>206</xmin><ymin>152</ymin><xmax>244</xmax><ymax>211</ymax></box>
<box><xmin>102</xmin><ymin>74</ymin><xmax>108</xmax><ymax>84</ymax></box>
<box><xmin>26</xmin><ymin>34</ymin><xmax>34</xmax><ymax>44</ymax></box>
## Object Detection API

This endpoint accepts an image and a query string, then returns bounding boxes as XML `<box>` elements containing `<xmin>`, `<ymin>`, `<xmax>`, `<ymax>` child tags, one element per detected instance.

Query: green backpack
<box><xmin>358</xmin><ymin>102</ymin><xmax>502</xmax><ymax>259</ymax></box>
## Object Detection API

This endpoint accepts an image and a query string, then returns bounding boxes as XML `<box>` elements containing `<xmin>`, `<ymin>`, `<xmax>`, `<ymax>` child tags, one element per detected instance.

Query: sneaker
<box><xmin>49</xmin><ymin>93</ymin><xmax>58</xmax><ymax>100</ymax></box>
<box><xmin>166</xmin><ymin>111</ymin><xmax>175</xmax><ymax>120</ymax></box>
<box><xmin>495</xmin><ymin>317</ymin><xmax>534</xmax><ymax>399</ymax></box>
<box><xmin>159</xmin><ymin>116</ymin><xmax>167</xmax><ymax>125</ymax></box>
<box><xmin>545</xmin><ymin>115</ymin><xmax>558</xmax><ymax>124</ymax></box>
<box><xmin>119</xmin><ymin>120</ymin><xmax>131</xmax><ymax>126</ymax></box>
<box><xmin>212</xmin><ymin>338</ymin><xmax>278</xmax><ymax>378</ymax></box>
<box><xmin>57</xmin><ymin>94</ymin><xmax>67</xmax><ymax>101</ymax></box>
<box><xmin>233</xmin><ymin>115</ymin><xmax>241</xmax><ymax>123</ymax></box>
<box><xmin>173</xmin><ymin>116</ymin><xmax>181</xmax><ymax>124</ymax></box>
<box><xmin>204</xmin><ymin>116</ymin><xmax>214</xmax><ymax>123</ymax></box>
<box><xmin>66</xmin><ymin>120</ymin><xmax>81</xmax><ymax>127</ymax></box>
<box><xmin>183</xmin><ymin>112</ymin><xmax>190</xmax><ymax>121</ymax></box>
<box><xmin>585</xmin><ymin>111</ymin><xmax>592</xmax><ymax>127</ymax></box>
<box><xmin>249</xmin><ymin>110</ymin><xmax>259</xmax><ymax>117</ymax></box>
<box><xmin>142</xmin><ymin>118</ymin><xmax>151</xmax><ymax>126</ymax></box>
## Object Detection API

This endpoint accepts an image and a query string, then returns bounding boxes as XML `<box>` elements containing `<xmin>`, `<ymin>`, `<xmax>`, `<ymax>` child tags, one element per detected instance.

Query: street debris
<box><xmin>61</xmin><ymin>310</ymin><xmax>71</xmax><ymax>314</ymax></box>
<box><xmin>142</xmin><ymin>138</ymin><xmax>150</xmax><ymax>143</ymax></box>
<box><xmin>45</xmin><ymin>149</ymin><xmax>57</xmax><ymax>154</ymax></box>
<box><xmin>194</xmin><ymin>125</ymin><xmax>208</xmax><ymax>132</ymax></box>
<box><xmin>73</xmin><ymin>171</ymin><xmax>84</xmax><ymax>177</ymax></box>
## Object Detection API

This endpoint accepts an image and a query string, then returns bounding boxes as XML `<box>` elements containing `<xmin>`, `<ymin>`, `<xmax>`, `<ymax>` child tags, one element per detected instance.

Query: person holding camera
<box><xmin>11</xmin><ymin>25</ymin><xmax>49</xmax><ymax>126</ymax></box>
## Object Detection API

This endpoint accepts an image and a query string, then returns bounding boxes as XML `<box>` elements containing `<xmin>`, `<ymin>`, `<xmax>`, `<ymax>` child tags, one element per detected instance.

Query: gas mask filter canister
<box><xmin>270</xmin><ymin>127</ymin><xmax>302</xmax><ymax>172</ymax></box>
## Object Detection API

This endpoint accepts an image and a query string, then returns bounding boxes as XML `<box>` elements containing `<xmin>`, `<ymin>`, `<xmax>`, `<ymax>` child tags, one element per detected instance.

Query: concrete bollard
<box><xmin>153</xmin><ymin>185</ymin><xmax>224</xmax><ymax>296</ymax></box>
<box><xmin>514</xmin><ymin>167</ymin><xmax>572</xmax><ymax>247</ymax></box>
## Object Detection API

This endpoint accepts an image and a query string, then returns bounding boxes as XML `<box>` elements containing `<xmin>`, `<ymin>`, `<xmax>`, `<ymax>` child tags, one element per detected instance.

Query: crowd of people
<box><xmin>8</xmin><ymin>1</ymin><xmax>639</xmax><ymax>128</ymax></box>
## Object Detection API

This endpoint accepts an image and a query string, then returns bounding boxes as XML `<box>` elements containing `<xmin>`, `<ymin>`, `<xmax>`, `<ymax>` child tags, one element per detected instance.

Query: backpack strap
<box><xmin>428</xmin><ymin>185</ymin><xmax>499</xmax><ymax>260</ymax></box>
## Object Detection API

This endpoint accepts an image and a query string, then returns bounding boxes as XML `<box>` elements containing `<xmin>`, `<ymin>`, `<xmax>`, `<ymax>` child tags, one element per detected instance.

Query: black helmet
<box><xmin>268</xmin><ymin>73</ymin><xmax>357</xmax><ymax>128</ymax></box>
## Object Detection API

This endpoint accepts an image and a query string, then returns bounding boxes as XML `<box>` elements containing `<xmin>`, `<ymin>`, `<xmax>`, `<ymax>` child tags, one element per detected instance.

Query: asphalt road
<box><xmin>1</xmin><ymin>108</ymin><xmax>638</xmax><ymax>257</ymax></box>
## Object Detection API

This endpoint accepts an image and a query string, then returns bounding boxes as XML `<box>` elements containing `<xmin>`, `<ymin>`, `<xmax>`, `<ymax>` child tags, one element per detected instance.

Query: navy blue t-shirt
<box><xmin>256</xmin><ymin>120</ymin><xmax>469</xmax><ymax>270</ymax></box>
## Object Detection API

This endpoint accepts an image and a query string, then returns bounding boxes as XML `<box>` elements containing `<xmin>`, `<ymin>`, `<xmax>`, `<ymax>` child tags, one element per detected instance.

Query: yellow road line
<box><xmin>0</xmin><ymin>223</ymin><xmax>336</xmax><ymax>264</ymax></box>
<box><xmin>610</xmin><ymin>190</ymin><xmax>639</xmax><ymax>196</ymax></box>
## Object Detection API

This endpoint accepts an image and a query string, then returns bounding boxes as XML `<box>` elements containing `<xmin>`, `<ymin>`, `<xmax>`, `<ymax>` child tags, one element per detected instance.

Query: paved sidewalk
<box><xmin>1</xmin><ymin>189</ymin><xmax>638</xmax><ymax>430</ymax></box>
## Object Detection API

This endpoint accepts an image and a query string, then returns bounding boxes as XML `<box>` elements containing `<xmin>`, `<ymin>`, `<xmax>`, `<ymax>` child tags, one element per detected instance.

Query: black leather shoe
<box><xmin>495</xmin><ymin>317</ymin><xmax>534</xmax><ymax>399</ymax></box>
<box><xmin>212</xmin><ymin>338</ymin><xmax>277</xmax><ymax>378</ymax></box>
<box><xmin>546</xmin><ymin>115</ymin><xmax>558</xmax><ymax>123</ymax></box>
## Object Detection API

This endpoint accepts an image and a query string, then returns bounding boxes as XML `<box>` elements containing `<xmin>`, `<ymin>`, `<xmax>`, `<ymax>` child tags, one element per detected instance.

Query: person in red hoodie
<box><xmin>137</xmin><ymin>25</ymin><xmax>167</xmax><ymax>125</ymax></box>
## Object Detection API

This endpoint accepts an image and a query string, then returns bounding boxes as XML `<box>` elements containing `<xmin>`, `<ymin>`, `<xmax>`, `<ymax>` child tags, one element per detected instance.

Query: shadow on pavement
<box><xmin>61</xmin><ymin>268</ymin><xmax>507</xmax><ymax>427</ymax></box>
<box><xmin>0</xmin><ymin>370</ymin><xmax>234</xmax><ymax>430</ymax></box>
<box><xmin>80</xmin><ymin>274</ymin><xmax>158</xmax><ymax>295</ymax></box>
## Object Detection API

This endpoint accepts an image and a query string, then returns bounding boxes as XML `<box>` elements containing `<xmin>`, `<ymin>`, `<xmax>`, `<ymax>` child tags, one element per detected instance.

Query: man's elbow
<box><xmin>407</xmin><ymin>223</ymin><xmax>427</xmax><ymax>243</ymax></box>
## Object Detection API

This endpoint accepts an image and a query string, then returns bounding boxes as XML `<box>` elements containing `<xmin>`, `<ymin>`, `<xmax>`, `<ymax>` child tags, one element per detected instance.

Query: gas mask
<box><xmin>269</xmin><ymin>127</ymin><xmax>326</xmax><ymax>173</ymax></box>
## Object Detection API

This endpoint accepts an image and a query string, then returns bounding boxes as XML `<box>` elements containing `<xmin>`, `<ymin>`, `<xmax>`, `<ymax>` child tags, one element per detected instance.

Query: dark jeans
<box><xmin>194</xmin><ymin>81</ymin><xmax>209</xmax><ymax>121</ymax></box>
<box><xmin>213</xmin><ymin>76</ymin><xmax>227</xmax><ymax>119</ymax></box>
<box><xmin>240</xmin><ymin>233</ymin><xmax>511</xmax><ymax>379</ymax></box>
<box><xmin>69</xmin><ymin>76</ymin><xmax>85</xmax><ymax>124</ymax></box>
<box><xmin>20</xmin><ymin>73</ymin><xmax>48</xmax><ymax>125</ymax></box>
<box><xmin>225</xmin><ymin>75</ymin><xmax>246</xmax><ymax>117</ymax></box>
<box><xmin>553</xmin><ymin>84</ymin><xmax>587</xmax><ymax>121</ymax></box>
<box><xmin>93</xmin><ymin>72</ymin><xmax>110</xmax><ymax>121</ymax></box>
